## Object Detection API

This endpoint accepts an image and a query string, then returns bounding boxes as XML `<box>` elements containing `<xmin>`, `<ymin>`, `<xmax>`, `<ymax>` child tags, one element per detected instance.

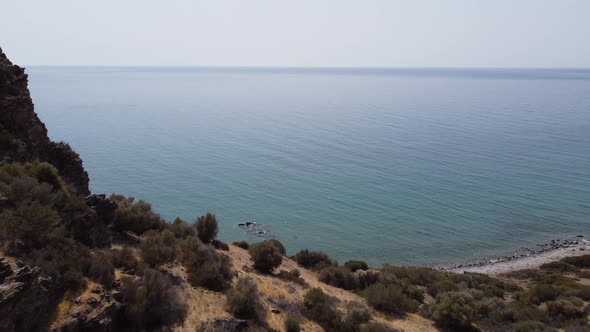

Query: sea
<box><xmin>27</xmin><ymin>67</ymin><xmax>590</xmax><ymax>267</ymax></box>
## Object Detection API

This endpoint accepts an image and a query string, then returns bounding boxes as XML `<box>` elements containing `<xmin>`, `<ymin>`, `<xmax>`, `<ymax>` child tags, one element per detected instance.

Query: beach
<box><xmin>442</xmin><ymin>238</ymin><xmax>590</xmax><ymax>275</ymax></box>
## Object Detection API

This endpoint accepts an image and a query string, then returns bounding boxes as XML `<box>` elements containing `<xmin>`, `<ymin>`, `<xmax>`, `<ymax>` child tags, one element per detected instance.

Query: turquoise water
<box><xmin>27</xmin><ymin>67</ymin><xmax>590</xmax><ymax>266</ymax></box>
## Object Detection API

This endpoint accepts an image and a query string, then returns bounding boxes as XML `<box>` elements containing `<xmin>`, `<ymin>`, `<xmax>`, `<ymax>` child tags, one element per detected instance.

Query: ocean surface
<box><xmin>27</xmin><ymin>67</ymin><xmax>590</xmax><ymax>266</ymax></box>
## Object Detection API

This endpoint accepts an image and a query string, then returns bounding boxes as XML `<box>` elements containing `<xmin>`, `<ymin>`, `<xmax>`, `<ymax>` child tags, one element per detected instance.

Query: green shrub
<box><xmin>0</xmin><ymin>201</ymin><xmax>60</xmax><ymax>249</ymax></box>
<box><xmin>120</xmin><ymin>269</ymin><xmax>187</xmax><ymax>329</ymax></box>
<box><xmin>565</xmin><ymin>323</ymin><xmax>590</xmax><ymax>332</ymax></box>
<box><xmin>383</xmin><ymin>266</ymin><xmax>444</xmax><ymax>287</ymax></box>
<box><xmin>184</xmin><ymin>243</ymin><xmax>233</xmax><ymax>291</ymax></box>
<box><xmin>344</xmin><ymin>301</ymin><xmax>371</xmax><ymax>326</ymax></box>
<box><xmin>110</xmin><ymin>195</ymin><xmax>164</xmax><ymax>234</ymax></box>
<box><xmin>88</xmin><ymin>254</ymin><xmax>115</xmax><ymax>287</ymax></box>
<box><xmin>195</xmin><ymin>212</ymin><xmax>219</xmax><ymax>244</ymax></box>
<box><xmin>362</xmin><ymin>283</ymin><xmax>418</xmax><ymax>314</ymax></box>
<box><xmin>561</xmin><ymin>255</ymin><xmax>590</xmax><ymax>268</ymax></box>
<box><xmin>293</xmin><ymin>250</ymin><xmax>337</xmax><ymax>270</ymax></box>
<box><xmin>265</xmin><ymin>239</ymin><xmax>286</xmax><ymax>255</ymax></box>
<box><xmin>110</xmin><ymin>246</ymin><xmax>140</xmax><ymax>270</ymax></box>
<box><xmin>285</xmin><ymin>315</ymin><xmax>301</xmax><ymax>332</ymax></box>
<box><xmin>360</xmin><ymin>322</ymin><xmax>391</xmax><ymax>332</ymax></box>
<box><xmin>302</xmin><ymin>288</ymin><xmax>343</xmax><ymax>331</ymax></box>
<box><xmin>541</xmin><ymin>261</ymin><xmax>578</xmax><ymax>272</ymax></box>
<box><xmin>29</xmin><ymin>162</ymin><xmax>67</xmax><ymax>193</ymax></box>
<box><xmin>212</xmin><ymin>239</ymin><xmax>230</xmax><ymax>251</ymax></box>
<box><xmin>277</xmin><ymin>269</ymin><xmax>307</xmax><ymax>286</ymax></box>
<box><xmin>512</xmin><ymin>320</ymin><xmax>554</xmax><ymax>332</ymax></box>
<box><xmin>344</xmin><ymin>260</ymin><xmax>369</xmax><ymax>272</ymax></box>
<box><xmin>140</xmin><ymin>229</ymin><xmax>179</xmax><ymax>267</ymax></box>
<box><xmin>233</xmin><ymin>241</ymin><xmax>250</xmax><ymax>250</ymax></box>
<box><xmin>430</xmin><ymin>291</ymin><xmax>476</xmax><ymax>329</ymax></box>
<box><xmin>427</xmin><ymin>278</ymin><xmax>459</xmax><ymax>297</ymax></box>
<box><xmin>226</xmin><ymin>277</ymin><xmax>264</xmax><ymax>322</ymax></box>
<box><xmin>547</xmin><ymin>297</ymin><xmax>585</xmax><ymax>320</ymax></box>
<box><xmin>249</xmin><ymin>241</ymin><xmax>283</xmax><ymax>273</ymax></box>
<box><xmin>320</xmin><ymin>266</ymin><xmax>360</xmax><ymax>290</ymax></box>
<box><xmin>169</xmin><ymin>217</ymin><xmax>196</xmax><ymax>239</ymax></box>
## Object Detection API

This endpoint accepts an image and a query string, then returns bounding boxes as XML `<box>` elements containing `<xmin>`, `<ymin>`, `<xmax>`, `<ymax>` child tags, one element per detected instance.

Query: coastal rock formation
<box><xmin>0</xmin><ymin>262</ymin><xmax>58</xmax><ymax>332</ymax></box>
<box><xmin>0</xmin><ymin>47</ymin><xmax>89</xmax><ymax>195</ymax></box>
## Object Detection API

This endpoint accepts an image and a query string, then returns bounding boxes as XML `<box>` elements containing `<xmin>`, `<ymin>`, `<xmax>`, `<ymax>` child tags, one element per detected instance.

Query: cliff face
<box><xmin>0</xmin><ymin>47</ymin><xmax>89</xmax><ymax>195</ymax></box>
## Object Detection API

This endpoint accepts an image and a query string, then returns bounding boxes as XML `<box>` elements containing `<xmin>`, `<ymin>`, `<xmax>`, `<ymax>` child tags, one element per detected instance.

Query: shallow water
<box><xmin>28</xmin><ymin>67</ymin><xmax>590</xmax><ymax>266</ymax></box>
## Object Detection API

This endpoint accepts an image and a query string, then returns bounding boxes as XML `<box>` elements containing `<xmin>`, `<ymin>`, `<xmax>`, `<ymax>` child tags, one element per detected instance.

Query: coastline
<box><xmin>438</xmin><ymin>238</ymin><xmax>590</xmax><ymax>275</ymax></box>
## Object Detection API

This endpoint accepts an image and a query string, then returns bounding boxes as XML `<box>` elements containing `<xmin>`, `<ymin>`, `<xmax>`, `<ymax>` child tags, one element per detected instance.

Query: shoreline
<box><xmin>438</xmin><ymin>237</ymin><xmax>590</xmax><ymax>275</ymax></box>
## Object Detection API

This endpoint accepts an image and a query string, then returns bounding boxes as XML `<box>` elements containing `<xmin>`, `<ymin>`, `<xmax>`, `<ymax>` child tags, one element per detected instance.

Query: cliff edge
<box><xmin>0</xmin><ymin>47</ymin><xmax>89</xmax><ymax>195</ymax></box>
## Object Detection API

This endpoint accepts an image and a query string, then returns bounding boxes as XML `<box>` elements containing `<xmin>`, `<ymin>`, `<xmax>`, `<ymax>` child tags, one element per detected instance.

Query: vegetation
<box><xmin>277</xmin><ymin>268</ymin><xmax>307</xmax><ymax>286</ymax></box>
<box><xmin>195</xmin><ymin>212</ymin><xmax>218</xmax><ymax>244</ymax></box>
<box><xmin>110</xmin><ymin>194</ymin><xmax>164</xmax><ymax>234</ymax></box>
<box><xmin>363</xmin><ymin>283</ymin><xmax>418</xmax><ymax>314</ymax></box>
<box><xmin>344</xmin><ymin>260</ymin><xmax>369</xmax><ymax>272</ymax></box>
<box><xmin>120</xmin><ymin>269</ymin><xmax>187</xmax><ymax>330</ymax></box>
<box><xmin>249</xmin><ymin>240</ymin><xmax>283</xmax><ymax>273</ymax></box>
<box><xmin>140</xmin><ymin>229</ymin><xmax>179</xmax><ymax>267</ymax></box>
<box><xmin>430</xmin><ymin>290</ymin><xmax>476</xmax><ymax>329</ymax></box>
<box><xmin>233</xmin><ymin>240</ymin><xmax>250</xmax><ymax>249</ymax></box>
<box><xmin>226</xmin><ymin>277</ymin><xmax>264</xmax><ymax>322</ymax></box>
<box><xmin>182</xmin><ymin>236</ymin><xmax>233</xmax><ymax>291</ymax></box>
<box><xmin>285</xmin><ymin>315</ymin><xmax>301</xmax><ymax>332</ymax></box>
<box><xmin>169</xmin><ymin>217</ymin><xmax>196</xmax><ymax>239</ymax></box>
<box><xmin>302</xmin><ymin>288</ymin><xmax>343</xmax><ymax>331</ymax></box>
<box><xmin>293</xmin><ymin>249</ymin><xmax>337</xmax><ymax>270</ymax></box>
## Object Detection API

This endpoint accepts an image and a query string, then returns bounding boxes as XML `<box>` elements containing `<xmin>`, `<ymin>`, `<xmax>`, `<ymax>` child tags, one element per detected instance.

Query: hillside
<box><xmin>1</xmin><ymin>47</ymin><xmax>590</xmax><ymax>332</ymax></box>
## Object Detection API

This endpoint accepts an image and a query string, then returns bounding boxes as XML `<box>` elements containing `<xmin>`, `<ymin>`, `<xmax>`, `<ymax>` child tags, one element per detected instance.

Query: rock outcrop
<box><xmin>0</xmin><ymin>262</ymin><xmax>58</xmax><ymax>332</ymax></box>
<box><xmin>0</xmin><ymin>47</ymin><xmax>89</xmax><ymax>195</ymax></box>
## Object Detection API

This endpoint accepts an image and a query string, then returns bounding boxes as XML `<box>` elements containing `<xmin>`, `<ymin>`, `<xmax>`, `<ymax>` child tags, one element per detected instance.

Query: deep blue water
<box><xmin>27</xmin><ymin>67</ymin><xmax>590</xmax><ymax>266</ymax></box>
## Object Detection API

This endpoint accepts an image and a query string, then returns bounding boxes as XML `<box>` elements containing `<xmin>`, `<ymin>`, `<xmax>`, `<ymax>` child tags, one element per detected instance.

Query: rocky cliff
<box><xmin>0</xmin><ymin>47</ymin><xmax>89</xmax><ymax>195</ymax></box>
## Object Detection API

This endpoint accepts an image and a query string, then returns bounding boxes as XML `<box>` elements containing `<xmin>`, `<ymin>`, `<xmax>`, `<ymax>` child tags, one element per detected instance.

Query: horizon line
<box><xmin>24</xmin><ymin>64</ymin><xmax>590</xmax><ymax>70</ymax></box>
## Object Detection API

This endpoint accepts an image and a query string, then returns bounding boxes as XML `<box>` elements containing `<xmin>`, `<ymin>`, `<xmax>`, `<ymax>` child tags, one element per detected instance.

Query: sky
<box><xmin>1</xmin><ymin>0</ymin><xmax>589</xmax><ymax>68</ymax></box>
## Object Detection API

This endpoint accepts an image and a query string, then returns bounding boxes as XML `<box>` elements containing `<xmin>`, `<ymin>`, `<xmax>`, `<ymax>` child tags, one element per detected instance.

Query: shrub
<box><xmin>0</xmin><ymin>201</ymin><xmax>59</xmax><ymax>249</ymax></box>
<box><xmin>233</xmin><ymin>241</ymin><xmax>250</xmax><ymax>250</ymax></box>
<box><xmin>285</xmin><ymin>315</ymin><xmax>301</xmax><ymax>332</ymax></box>
<box><xmin>120</xmin><ymin>269</ymin><xmax>187</xmax><ymax>329</ymax></box>
<box><xmin>293</xmin><ymin>250</ymin><xmax>337</xmax><ymax>270</ymax></box>
<box><xmin>363</xmin><ymin>283</ymin><xmax>418</xmax><ymax>314</ymax></box>
<box><xmin>430</xmin><ymin>291</ymin><xmax>476</xmax><ymax>329</ymax></box>
<box><xmin>29</xmin><ymin>162</ymin><xmax>67</xmax><ymax>193</ymax></box>
<box><xmin>383</xmin><ymin>266</ymin><xmax>444</xmax><ymax>287</ymax></box>
<box><xmin>541</xmin><ymin>261</ymin><xmax>578</xmax><ymax>272</ymax></box>
<box><xmin>561</xmin><ymin>255</ymin><xmax>590</xmax><ymax>268</ymax></box>
<box><xmin>195</xmin><ymin>212</ymin><xmax>219</xmax><ymax>243</ymax></box>
<box><xmin>140</xmin><ymin>229</ymin><xmax>179</xmax><ymax>267</ymax></box>
<box><xmin>169</xmin><ymin>217</ymin><xmax>196</xmax><ymax>239</ymax></box>
<box><xmin>110</xmin><ymin>246</ymin><xmax>140</xmax><ymax>271</ymax></box>
<box><xmin>277</xmin><ymin>269</ymin><xmax>307</xmax><ymax>286</ymax></box>
<box><xmin>265</xmin><ymin>239</ymin><xmax>286</xmax><ymax>255</ymax></box>
<box><xmin>547</xmin><ymin>297</ymin><xmax>585</xmax><ymax>320</ymax></box>
<box><xmin>344</xmin><ymin>301</ymin><xmax>371</xmax><ymax>326</ymax></box>
<box><xmin>360</xmin><ymin>322</ymin><xmax>391</xmax><ymax>332</ymax></box>
<box><xmin>212</xmin><ymin>239</ymin><xmax>230</xmax><ymax>251</ymax></box>
<box><xmin>110</xmin><ymin>195</ymin><xmax>164</xmax><ymax>234</ymax></box>
<box><xmin>344</xmin><ymin>260</ymin><xmax>369</xmax><ymax>272</ymax></box>
<box><xmin>427</xmin><ymin>278</ymin><xmax>459</xmax><ymax>297</ymax></box>
<box><xmin>184</xmin><ymin>243</ymin><xmax>233</xmax><ymax>291</ymax></box>
<box><xmin>249</xmin><ymin>241</ymin><xmax>283</xmax><ymax>273</ymax></box>
<box><xmin>302</xmin><ymin>288</ymin><xmax>343</xmax><ymax>331</ymax></box>
<box><xmin>88</xmin><ymin>254</ymin><xmax>115</xmax><ymax>287</ymax></box>
<box><xmin>512</xmin><ymin>320</ymin><xmax>553</xmax><ymax>332</ymax></box>
<box><xmin>565</xmin><ymin>324</ymin><xmax>590</xmax><ymax>332</ymax></box>
<box><xmin>227</xmin><ymin>277</ymin><xmax>264</xmax><ymax>322</ymax></box>
<box><xmin>320</xmin><ymin>267</ymin><xmax>360</xmax><ymax>290</ymax></box>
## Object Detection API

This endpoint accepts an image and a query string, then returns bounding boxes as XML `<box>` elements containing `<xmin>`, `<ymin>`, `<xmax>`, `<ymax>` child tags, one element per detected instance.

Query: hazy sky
<box><xmin>1</xmin><ymin>0</ymin><xmax>589</xmax><ymax>67</ymax></box>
